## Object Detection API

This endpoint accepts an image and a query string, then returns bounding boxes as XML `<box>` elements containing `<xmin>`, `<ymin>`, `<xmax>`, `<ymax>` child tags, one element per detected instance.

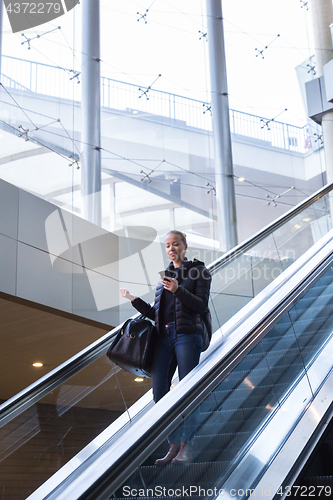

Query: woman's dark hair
<box><xmin>165</xmin><ymin>230</ymin><xmax>187</xmax><ymax>246</ymax></box>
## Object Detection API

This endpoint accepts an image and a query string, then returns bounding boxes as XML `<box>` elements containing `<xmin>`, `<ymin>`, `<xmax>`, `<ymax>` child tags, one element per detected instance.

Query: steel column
<box><xmin>309</xmin><ymin>0</ymin><xmax>333</xmax><ymax>190</ymax></box>
<box><xmin>206</xmin><ymin>0</ymin><xmax>238</xmax><ymax>252</ymax></box>
<box><xmin>81</xmin><ymin>0</ymin><xmax>102</xmax><ymax>225</ymax></box>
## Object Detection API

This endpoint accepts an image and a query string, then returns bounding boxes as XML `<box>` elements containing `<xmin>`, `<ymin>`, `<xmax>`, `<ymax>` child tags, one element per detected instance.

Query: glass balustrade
<box><xmin>210</xmin><ymin>192</ymin><xmax>331</xmax><ymax>329</ymax></box>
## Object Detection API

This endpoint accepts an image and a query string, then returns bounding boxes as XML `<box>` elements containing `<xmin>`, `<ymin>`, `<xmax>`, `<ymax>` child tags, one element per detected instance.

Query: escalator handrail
<box><xmin>0</xmin><ymin>182</ymin><xmax>332</xmax><ymax>426</ymax></box>
<box><xmin>27</xmin><ymin>229</ymin><xmax>333</xmax><ymax>500</ymax></box>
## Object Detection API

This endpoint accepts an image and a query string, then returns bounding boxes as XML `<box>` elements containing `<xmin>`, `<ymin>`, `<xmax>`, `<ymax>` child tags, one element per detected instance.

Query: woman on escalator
<box><xmin>120</xmin><ymin>230</ymin><xmax>211</xmax><ymax>465</ymax></box>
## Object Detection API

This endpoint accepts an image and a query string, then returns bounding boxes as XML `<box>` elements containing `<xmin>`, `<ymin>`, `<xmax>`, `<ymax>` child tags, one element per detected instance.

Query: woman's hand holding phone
<box><xmin>158</xmin><ymin>270</ymin><xmax>178</xmax><ymax>293</ymax></box>
<box><xmin>161</xmin><ymin>276</ymin><xmax>178</xmax><ymax>293</ymax></box>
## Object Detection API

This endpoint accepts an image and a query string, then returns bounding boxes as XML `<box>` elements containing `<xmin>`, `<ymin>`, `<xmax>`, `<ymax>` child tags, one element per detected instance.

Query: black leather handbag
<box><xmin>200</xmin><ymin>307</ymin><xmax>212</xmax><ymax>351</ymax></box>
<box><xmin>106</xmin><ymin>316</ymin><xmax>156</xmax><ymax>378</ymax></box>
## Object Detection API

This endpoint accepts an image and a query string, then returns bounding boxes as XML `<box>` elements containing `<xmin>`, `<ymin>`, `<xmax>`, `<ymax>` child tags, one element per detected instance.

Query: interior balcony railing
<box><xmin>1</xmin><ymin>54</ymin><xmax>318</xmax><ymax>155</ymax></box>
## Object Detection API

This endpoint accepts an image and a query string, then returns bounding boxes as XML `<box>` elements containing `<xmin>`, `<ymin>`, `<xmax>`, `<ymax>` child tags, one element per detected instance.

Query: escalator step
<box><xmin>292</xmin><ymin>318</ymin><xmax>333</xmax><ymax>334</ymax></box>
<box><xmin>261</xmin><ymin>333</ymin><xmax>297</xmax><ymax>351</ymax></box>
<box><xmin>231</xmin><ymin>353</ymin><xmax>268</xmax><ymax>372</ymax></box>
<box><xmin>304</xmin><ymin>284</ymin><xmax>333</xmax><ymax>298</ymax></box>
<box><xmin>198</xmin><ymin>407</ymin><xmax>269</xmax><ymax>436</ymax></box>
<box><xmin>200</xmin><ymin>416</ymin><xmax>263</xmax><ymax>435</ymax></box>
<box><xmin>265</xmin><ymin>346</ymin><xmax>313</xmax><ymax>362</ymax></box>
<box><xmin>193</xmin><ymin>431</ymin><xmax>252</xmax><ymax>462</ymax></box>
<box><xmin>199</xmin><ymin>404</ymin><xmax>267</xmax><ymax>422</ymax></box>
<box><xmin>211</xmin><ymin>382</ymin><xmax>287</xmax><ymax>397</ymax></box>
<box><xmin>196</xmin><ymin>445</ymin><xmax>244</xmax><ymax>463</ymax></box>
<box><xmin>232</xmin><ymin>352</ymin><xmax>300</xmax><ymax>374</ymax></box>
<box><xmin>303</xmin><ymin>475</ymin><xmax>333</xmax><ymax>487</ymax></box>
<box><xmin>222</xmin><ymin>361</ymin><xmax>304</xmax><ymax>385</ymax></box>
<box><xmin>323</xmin><ymin>439</ymin><xmax>333</xmax><ymax>451</ymax></box>
<box><xmin>204</xmin><ymin>391</ymin><xmax>279</xmax><ymax>414</ymax></box>
<box><xmin>116</xmin><ymin>460</ymin><xmax>230</xmax><ymax>495</ymax></box>
<box><xmin>218</xmin><ymin>363</ymin><xmax>302</xmax><ymax>392</ymax></box>
<box><xmin>297</xmin><ymin>284</ymin><xmax>333</xmax><ymax>302</ymax></box>
<box><xmin>296</xmin><ymin>331</ymin><xmax>330</xmax><ymax>350</ymax></box>
<box><xmin>290</xmin><ymin>302</ymin><xmax>333</xmax><ymax>320</ymax></box>
<box><xmin>215</xmin><ymin>368</ymin><xmax>270</xmax><ymax>391</ymax></box>
<box><xmin>194</xmin><ymin>430</ymin><xmax>252</xmax><ymax>450</ymax></box>
<box><xmin>201</xmin><ymin>384</ymin><xmax>281</xmax><ymax>412</ymax></box>
<box><xmin>259</xmin><ymin>322</ymin><xmax>292</xmax><ymax>338</ymax></box>
<box><xmin>261</xmin><ymin>330</ymin><xmax>319</xmax><ymax>349</ymax></box>
<box><xmin>212</xmin><ymin>381</ymin><xmax>288</xmax><ymax>398</ymax></box>
<box><xmin>293</xmin><ymin>294</ymin><xmax>326</xmax><ymax>309</ymax></box>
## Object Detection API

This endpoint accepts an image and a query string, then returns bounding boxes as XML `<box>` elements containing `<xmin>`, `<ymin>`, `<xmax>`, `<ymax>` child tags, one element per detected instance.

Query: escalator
<box><xmin>28</xmin><ymin>204</ymin><xmax>333</xmax><ymax>500</ymax></box>
<box><xmin>1</xmin><ymin>184</ymin><xmax>333</xmax><ymax>500</ymax></box>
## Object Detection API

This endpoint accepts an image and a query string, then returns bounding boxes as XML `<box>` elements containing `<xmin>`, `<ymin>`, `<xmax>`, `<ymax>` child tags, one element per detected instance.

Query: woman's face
<box><xmin>165</xmin><ymin>233</ymin><xmax>187</xmax><ymax>265</ymax></box>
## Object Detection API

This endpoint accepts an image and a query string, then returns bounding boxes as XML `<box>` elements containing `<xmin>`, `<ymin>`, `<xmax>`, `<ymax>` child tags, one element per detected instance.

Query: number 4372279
<box><xmin>6</xmin><ymin>3</ymin><xmax>62</xmax><ymax>15</ymax></box>
<box><xmin>276</xmin><ymin>485</ymin><xmax>332</xmax><ymax>496</ymax></box>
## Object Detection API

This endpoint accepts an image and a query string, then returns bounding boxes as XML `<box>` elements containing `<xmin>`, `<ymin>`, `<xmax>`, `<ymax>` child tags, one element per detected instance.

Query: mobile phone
<box><xmin>158</xmin><ymin>269</ymin><xmax>176</xmax><ymax>279</ymax></box>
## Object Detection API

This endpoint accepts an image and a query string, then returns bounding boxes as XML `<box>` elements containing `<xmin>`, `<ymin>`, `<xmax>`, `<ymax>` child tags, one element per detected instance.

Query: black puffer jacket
<box><xmin>132</xmin><ymin>258</ymin><xmax>211</xmax><ymax>335</ymax></box>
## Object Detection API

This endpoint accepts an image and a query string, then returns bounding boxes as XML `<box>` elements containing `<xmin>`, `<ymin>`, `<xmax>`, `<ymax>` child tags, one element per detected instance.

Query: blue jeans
<box><xmin>151</xmin><ymin>321</ymin><xmax>203</xmax><ymax>444</ymax></box>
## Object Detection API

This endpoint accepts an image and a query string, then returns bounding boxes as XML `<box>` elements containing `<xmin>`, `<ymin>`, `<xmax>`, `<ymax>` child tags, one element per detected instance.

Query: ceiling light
<box><xmin>134</xmin><ymin>377</ymin><xmax>144</xmax><ymax>382</ymax></box>
<box><xmin>165</xmin><ymin>174</ymin><xmax>180</xmax><ymax>182</ymax></box>
<box><xmin>303</xmin><ymin>217</ymin><xmax>311</xmax><ymax>222</ymax></box>
<box><xmin>32</xmin><ymin>362</ymin><xmax>43</xmax><ymax>367</ymax></box>
<box><xmin>238</xmin><ymin>177</ymin><xmax>245</xmax><ymax>182</ymax></box>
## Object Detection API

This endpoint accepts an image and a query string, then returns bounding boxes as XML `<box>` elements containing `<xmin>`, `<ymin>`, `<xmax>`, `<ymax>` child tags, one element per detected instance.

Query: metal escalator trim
<box><xmin>273</xmin><ymin>399</ymin><xmax>333</xmax><ymax>500</ymax></box>
<box><xmin>1</xmin><ymin>183</ymin><xmax>331</xmax><ymax>430</ymax></box>
<box><xmin>27</xmin><ymin>232</ymin><xmax>333</xmax><ymax>500</ymax></box>
<box><xmin>208</xmin><ymin>182</ymin><xmax>333</xmax><ymax>273</ymax></box>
